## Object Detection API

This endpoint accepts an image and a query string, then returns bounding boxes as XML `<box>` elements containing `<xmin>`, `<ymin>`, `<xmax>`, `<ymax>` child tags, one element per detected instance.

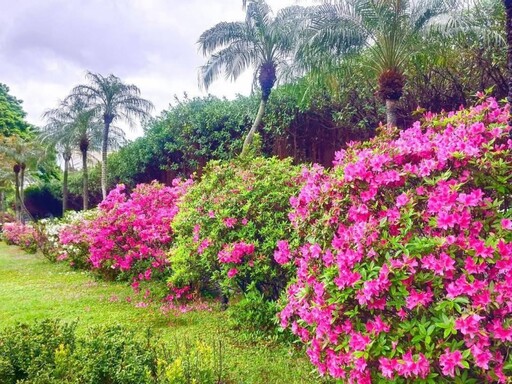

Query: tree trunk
<box><xmin>14</xmin><ymin>171</ymin><xmax>20</xmax><ymax>222</ymax></box>
<box><xmin>101</xmin><ymin>119</ymin><xmax>111</xmax><ymax>200</ymax></box>
<box><xmin>62</xmin><ymin>156</ymin><xmax>70</xmax><ymax>214</ymax></box>
<box><xmin>386</xmin><ymin>99</ymin><xmax>398</xmax><ymax>128</ymax></box>
<box><xmin>241</xmin><ymin>98</ymin><xmax>266</xmax><ymax>157</ymax></box>
<box><xmin>0</xmin><ymin>190</ymin><xmax>4</xmax><ymax>230</ymax></box>
<box><xmin>20</xmin><ymin>165</ymin><xmax>28</xmax><ymax>223</ymax></box>
<box><xmin>505</xmin><ymin>0</ymin><xmax>512</xmax><ymax>129</ymax></box>
<box><xmin>81</xmin><ymin>148</ymin><xmax>89</xmax><ymax>210</ymax></box>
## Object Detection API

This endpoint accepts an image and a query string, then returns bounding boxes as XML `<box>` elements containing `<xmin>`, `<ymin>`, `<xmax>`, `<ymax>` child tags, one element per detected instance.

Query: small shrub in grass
<box><xmin>156</xmin><ymin>338</ymin><xmax>224</xmax><ymax>384</ymax></box>
<box><xmin>277</xmin><ymin>97</ymin><xmax>512</xmax><ymax>382</ymax></box>
<box><xmin>170</xmin><ymin>157</ymin><xmax>301</xmax><ymax>331</ymax></box>
<box><xmin>74</xmin><ymin>326</ymin><xmax>156</xmax><ymax>384</ymax></box>
<box><xmin>227</xmin><ymin>289</ymin><xmax>281</xmax><ymax>340</ymax></box>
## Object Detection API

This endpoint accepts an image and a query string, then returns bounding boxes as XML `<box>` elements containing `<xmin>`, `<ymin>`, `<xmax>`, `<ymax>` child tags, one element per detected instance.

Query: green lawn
<box><xmin>0</xmin><ymin>242</ymin><xmax>325</xmax><ymax>383</ymax></box>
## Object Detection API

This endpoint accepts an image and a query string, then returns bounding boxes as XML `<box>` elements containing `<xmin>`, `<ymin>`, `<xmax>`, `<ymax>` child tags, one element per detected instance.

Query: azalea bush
<box><xmin>170</xmin><ymin>157</ymin><xmax>301</xmax><ymax>329</ymax></box>
<box><xmin>61</xmin><ymin>180</ymin><xmax>191</xmax><ymax>283</ymax></box>
<box><xmin>277</xmin><ymin>97</ymin><xmax>512</xmax><ymax>382</ymax></box>
<box><xmin>58</xmin><ymin>210</ymin><xmax>100</xmax><ymax>269</ymax></box>
<box><xmin>1</xmin><ymin>222</ymin><xmax>38</xmax><ymax>253</ymax></box>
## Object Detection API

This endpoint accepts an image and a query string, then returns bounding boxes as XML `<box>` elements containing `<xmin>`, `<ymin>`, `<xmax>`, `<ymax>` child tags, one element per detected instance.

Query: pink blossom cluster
<box><xmin>217</xmin><ymin>241</ymin><xmax>255</xmax><ymax>264</ymax></box>
<box><xmin>278</xmin><ymin>98</ymin><xmax>512</xmax><ymax>382</ymax></box>
<box><xmin>217</xmin><ymin>241</ymin><xmax>255</xmax><ymax>279</ymax></box>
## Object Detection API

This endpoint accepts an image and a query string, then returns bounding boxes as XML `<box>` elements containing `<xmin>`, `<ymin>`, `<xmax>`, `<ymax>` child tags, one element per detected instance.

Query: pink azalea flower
<box><xmin>439</xmin><ymin>348</ymin><xmax>464</xmax><ymax>377</ymax></box>
<box><xmin>227</xmin><ymin>268</ymin><xmax>238</xmax><ymax>278</ymax></box>
<box><xmin>396</xmin><ymin>193</ymin><xmax>409</xmax><ymax>207</ymax></box>
<box><xmin>223</xmin><ymin>217</ymin><xmax>238</xmax><ymax>228</ymax></box>
<box><xmin>274</xmin><ymin>240</ymin><xmax>291</xmax><ymax>265</ymax></box>
<box><xmin>501</xmin><ymin>219</ymin><xmax>512</xmax><ymax>230</ymax></box>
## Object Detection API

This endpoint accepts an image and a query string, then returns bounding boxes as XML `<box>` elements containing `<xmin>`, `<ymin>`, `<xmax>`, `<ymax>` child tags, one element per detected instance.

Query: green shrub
<box><xmin>73</xmin><ymin>326</ymin><xmax>156</xmax><ymax>384</ymax></box>
<box><xmin>170</xmin><ymin>156</ymin><xmax>301</xmax><ymax>333</ymax></box>
<box><xmin>0</xmin><ymin>320</ymin><xmax>225</xmax><ymax>384</ymax></box>
<box><xmin>0</xmin><ymin>319</ymin><xmax>77</xmax><ymax>384</ymax></box>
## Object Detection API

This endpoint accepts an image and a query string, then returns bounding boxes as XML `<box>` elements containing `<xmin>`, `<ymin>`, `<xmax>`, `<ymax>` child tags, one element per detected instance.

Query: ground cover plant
<box><xmin>277</xmin><ymin>97</ymin><xmax>512</xmax><ymax>382</ymax></box>
<box><xmin>0</xmin><ymin>320</ymin><xmax>225</xmax><ymax>384</ymax></box>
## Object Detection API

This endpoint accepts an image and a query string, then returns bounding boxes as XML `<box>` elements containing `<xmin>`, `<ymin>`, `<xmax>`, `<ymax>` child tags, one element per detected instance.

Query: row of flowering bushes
<box><xmin>2</xmin><ymin>97</ymin><xmax>511</xmax><ymax>381</ymax></box>
<box><xmin>276</xmin><ymin>96</ymin><xmax>512</xmax><ymax>382</ymax></box>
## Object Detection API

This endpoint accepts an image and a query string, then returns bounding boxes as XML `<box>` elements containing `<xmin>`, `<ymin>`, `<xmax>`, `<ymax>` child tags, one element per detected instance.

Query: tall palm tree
<box><xmin>67</xmin><ymin>72</ymin><xmax>153</xmax><ymax>199</ymax></box>
<box><xmin>43</xmin><ymin>97</ymin><xmax>106</xmax><ymax>211</ymax></box>
<box><xmin>304</xmin><ymin>0</ymin><xmax>489</xmax><ymax>127</ymax></box>
<box><xmin>198</xmin><ymin>0</ymin><xmax>306</xmax><ymax>156</ymax></box>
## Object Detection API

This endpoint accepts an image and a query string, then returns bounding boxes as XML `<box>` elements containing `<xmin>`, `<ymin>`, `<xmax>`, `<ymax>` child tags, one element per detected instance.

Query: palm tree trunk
<box><xmin>101</xmin><ymin>120</ymin><xmax>110</xmax><ymax>200</ymax></box>
<box><xmin>241</xmin><ymin>98</ymin><xmax>266</xmax><ymax>157</ymax></box>
<box><xmin>81</xmin><ymin>148</ymin><xmax>89</xmax><ymax>210</ymax></box>
<box><xmin>505</xmin><ymin>0</ymin><xmax>512</xmax><ymax>129</ymax></box>
<box><xmin>0</xmin><ymin>190</ymin><xmax>4</xmax><ymax>230</ymax></box>
<box><xmin>14</xmin><ymin>171</ymin><xmax>20</xmax><ymax>222</ymax></box>
<box><xmin>20</xmin><ymin>166</ymin><xmax>27</xmax><ymax>223</ymax></box>
<box><xmin>386</xmin><ymin>99</ymin><xmax>398</xmax><ymax>128</ymax></box>
<box><xmin>62</xmin><ymin>157</ymin><xmax>70</xmax><ymax>214</ymax></box>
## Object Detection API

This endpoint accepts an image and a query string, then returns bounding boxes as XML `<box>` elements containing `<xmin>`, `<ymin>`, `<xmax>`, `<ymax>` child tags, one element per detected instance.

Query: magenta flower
<box><xmin>227</xmin><ymin>268</ymin><xmax>238</xmax><ymax>278</ymax></box>
<box><xmin>274</xmin><ymin>240</ymin><xmax>291</xmax><ymax>265</ymax></box>
<box><xmin>439</xmin><ymin>348</ymin><xmax>464</xmax><ymax>377</ymax></box>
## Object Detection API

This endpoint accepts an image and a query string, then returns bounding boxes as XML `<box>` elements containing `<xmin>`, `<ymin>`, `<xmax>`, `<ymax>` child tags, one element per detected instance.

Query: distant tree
<box><xmin>68</xmin><ymin>72</ymin><xmax>153</xmax><ymax>199</ymax></box>
<box><xmin>198</xmin><ymin>0</ymin><xmax>306</xmax><ymax>155</ymax></box>
<box><xmin>0</xmin><ymin>84</ymin><xmax>32</xmax><ymax>137</ymax></box>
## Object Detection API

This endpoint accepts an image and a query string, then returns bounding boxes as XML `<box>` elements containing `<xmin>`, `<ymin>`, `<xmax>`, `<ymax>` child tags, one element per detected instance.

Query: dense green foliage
<box><xmin>108</xmin><ymin>95</ymin><xmax>255</xmax><ymax>187</ymax></box>
<box><xmin>0</xmin><ymin>84</ymin><xmax>32</xmax><ymax>137</ymax></box>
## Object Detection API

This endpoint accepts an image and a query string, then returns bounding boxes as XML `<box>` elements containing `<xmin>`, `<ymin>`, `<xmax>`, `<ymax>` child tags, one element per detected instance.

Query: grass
<box><xmin>0</xmin><ymin>242</ymin><xmax>326</xmax><ymax>384</ymax></box>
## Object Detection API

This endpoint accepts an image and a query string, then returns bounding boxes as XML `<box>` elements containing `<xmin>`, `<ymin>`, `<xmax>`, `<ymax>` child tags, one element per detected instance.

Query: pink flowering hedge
<box><xmin>277</xmin><ymin>98</ymin><xmax>512</xmax><ymax>382</ymax></box>
<box><xmin>60</xmin><ymin>180</ymin><xmax>191</xmax><ymax>283</ymax></box>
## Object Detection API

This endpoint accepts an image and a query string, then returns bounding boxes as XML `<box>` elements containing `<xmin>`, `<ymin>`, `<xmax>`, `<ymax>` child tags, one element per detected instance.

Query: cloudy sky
<box><xmin>0</xmin><ymin>0</ymin><xmax>312</xmax><ymax>136</ymax></box>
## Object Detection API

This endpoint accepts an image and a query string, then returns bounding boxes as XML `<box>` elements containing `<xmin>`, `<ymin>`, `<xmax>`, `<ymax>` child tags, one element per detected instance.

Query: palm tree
<box><xmin>198</xmin><ymin>0</ymin><xmax>306</xmax><ymax>156</ymax></box>
<box><xmin>0</xmin><ymin>135</ymin><xmax>44</xmax><ymax>222</ymax></box>
<box><xmin>67</xmin><ymin>72</ymin><xmax>153</xmax><ymax>199</ymax></box>
<box><xmin>43</xmin><ymin>97</ymin><xmax>104</xmax><ymax>211</ymax></box>
<box><xmin>304</xmin><ymin>0</ymin><xmax>490</xmax><ymax>127</ymax></box>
